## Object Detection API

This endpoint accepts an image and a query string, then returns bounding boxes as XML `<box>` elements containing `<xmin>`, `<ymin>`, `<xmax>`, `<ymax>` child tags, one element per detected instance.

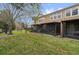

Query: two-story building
<box><xmin>32</xmin><ymin>4</ymin><xmax>79</xmax><ymax>38</ymax></box>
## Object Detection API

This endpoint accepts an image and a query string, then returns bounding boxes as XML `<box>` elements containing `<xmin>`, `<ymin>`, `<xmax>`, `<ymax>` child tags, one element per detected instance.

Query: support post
<box><xmin>43</xmin><ymin>24</ymin><xmax>46</xmax><ymax>33</ymax></box>
<box><xmin>54</xmin><ymin>24</ymin><xmax>57</xmax><ymax>35</ymax></box>
<box><xmin>60</xmin><ymin>22</ymin><xmax>64</xmax><ymax>37</ymax></box>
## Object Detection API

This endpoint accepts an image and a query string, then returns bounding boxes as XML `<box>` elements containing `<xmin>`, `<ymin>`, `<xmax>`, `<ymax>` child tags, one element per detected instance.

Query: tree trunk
<box><xmin>9</xmin><ymin>28</ymin><xmax>13</xmax><ymax>35</ymax></box>
<box><xmin>8</xmin><ymin>23</ymin><xmax>13</xmax><ymax>35</ymax></box>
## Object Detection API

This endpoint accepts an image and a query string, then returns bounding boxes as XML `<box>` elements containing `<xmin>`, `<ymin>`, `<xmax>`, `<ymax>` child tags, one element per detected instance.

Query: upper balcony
<box><xmin>35</xmin><ymin>11</ymin><xmax>62</xmax><ymax>24</ymax></box>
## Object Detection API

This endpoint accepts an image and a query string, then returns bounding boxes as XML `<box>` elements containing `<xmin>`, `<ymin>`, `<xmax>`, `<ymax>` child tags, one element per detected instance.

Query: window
<box><xmin>58</xmin><ymin>14</ymin><xmax>61</xmax><ymax>18</ymax></box>
<box><xmin>66</xmin><ymin>10</ymin><xmax>71</xmax><ymax>16</ymax></box>
<box><xmin>54</xmin><ymin>16</ymin><xmax>56</xmax><ymax>19</ymax></box>
<box><xmin>72</xmin><ymin>8</ymin><xmax>78</xmax><ymax>15</ymax></box>
<box><xmin>74</xmin><ymin>22</ymin><xmax>79</xmax><ymax>31</ymax></box>
<box><xmin>54</xmin><ymin>13</ymin><xmax>61</xmax><ymax>19</ymax></box>
<box><xmin>50</xmin><ymin>16</ymin><xmax>53</xmax><ymax>19</ymax></box>
<box><xmin>51</xmin><ymin>17</ymin><xmax>53</xmax><ymax>19</ymax></box>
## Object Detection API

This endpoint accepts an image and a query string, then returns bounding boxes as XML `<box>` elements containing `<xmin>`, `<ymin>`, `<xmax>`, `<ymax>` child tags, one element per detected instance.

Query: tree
<box><xmin>32</xmin><ymin>14</ymin><xmax>40</xmax><ymax>24</ymax></box>
<box><xmin>0</xmin><ymin>10</ymin><xmax>10</xmax><ymax>33</ymax></box>
<box><xmin>1</xmin><ymin>3</ymin><xmax>41</xmax><ymax>34</ymax></box>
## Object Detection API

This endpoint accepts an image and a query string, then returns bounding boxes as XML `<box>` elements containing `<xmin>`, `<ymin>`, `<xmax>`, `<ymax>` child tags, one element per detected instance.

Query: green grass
<box><xmin>0</xmin><ymin>33</ymin><xmax>7</xmax><ymax>37</ymax></box>
<box><xmin>0</xmin><ymin>30</ymin><xmax>79</xmax><ymax>55</ymax></box>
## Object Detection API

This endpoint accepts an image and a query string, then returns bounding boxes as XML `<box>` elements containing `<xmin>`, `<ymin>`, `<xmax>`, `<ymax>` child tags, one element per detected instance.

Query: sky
<box><xmin>41</xmin><ymin>3</ymin><xmax>75</xmax><ymax>14</ymax></box>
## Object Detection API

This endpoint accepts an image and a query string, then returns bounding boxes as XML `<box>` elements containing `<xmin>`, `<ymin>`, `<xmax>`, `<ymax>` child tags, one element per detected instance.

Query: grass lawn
<box><xmin>0</xmin><ymin>30</ymin><xmax>79</xmax><ymax>55</ymax></box>
<box><xmin>0</xmin><ymin>33</ymin><xmax>7</xmax><ymax>37</ymax></box>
